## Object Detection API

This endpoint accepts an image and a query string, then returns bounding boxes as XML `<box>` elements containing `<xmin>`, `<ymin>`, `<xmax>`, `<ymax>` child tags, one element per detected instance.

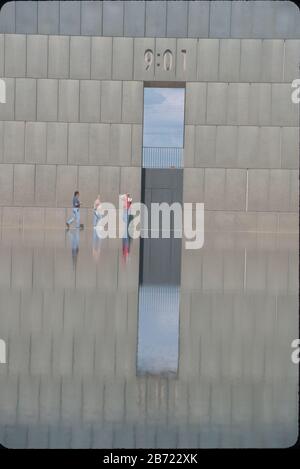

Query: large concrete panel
<box><xmin>166</xmin><ymin>1</ymin><xmax>188</xmax><ymax>38</ymax></box>
<box><xmin>215</xmin><ymin>126</ymin><xmax>238</xmax><ymax>167</ymax></box>
<box><xmin>14</xmin><ymin>164</ymin><xmax>35</xmax><ymax>206</ymax></box>
<box><xmin>226</xmin><ymin>84</ymin><xmax>249</xmax><ymax>125</ymax></box>
<box><xmin>0</xmin><ymin>2</ymin><xmax>15</xmax><ymax>33</ymax></box>
<box><xmin>88</xmin><ymin>123</ymin><xmax>110</xmax><ymax>165</ymax></box>
<box><xmin>110</xmin><ymin>124</ymin><xmax>132</xmax><ymax>166</ymax></box>
<box><xmin>247</xmin><ymin>169</ymin><xmax>269</xmax><ymax>211</ymax></box>
<box><xmin>37</xmin><ymin>1</ymin><xmax>59</xmax><ymax>34</ymax></box>
<box><xmin>124</xmin><ymin>1</ymin><xmax>145</xmax><ymax>37</ymax></box>
<box><xmin>48</xmin><ymin>36</ymin><xmax>70</xmax><ymax>79</ymax></box>
<box><xmin>1</xmin><ymin>206</ymin><xmax>23</xmax><ymax>227</ymax></box>
<box><xmin>78</xmin><ymin>166</ymin><xmax>100</xmax><ymax>208</ymax></box>
<box><xmin>122</xmin><ymin>81</ymin><xmax>143</xmax><ymax>124</ymax></box>
<box><xmin>70</xmin><ymin>37</ymin><xmax>91</xmax><ymax>80</ymax></box>
<box><xmin>204</xmin><ymin>168</ymin><xmax>246</xmax><ymax>211</ymax></box>
<box><xmin>25</xmin><ymin>122</ymin><xmax>47</xmax><ymax>164</ymax></box>
<box><xmin>209</xmin><ymin>1</ymin><xmax>231</xmax><ymax>38</ymax></box>
<box><xmin>183</xmin><ymin>125</ymin><xmax>195</xmax><ymax>167</ymax></box>
<box><xmin>278</xmin><ymin>213</ymin><xmax>298</xmax><ymax>233</ymax></box>
<box><xmin>26</xmin><ymin>35</ymin><xmax>48</xmax><ymax>78</ymax></box>
<box><xmin>58</xmin><ymin>80</ymin><xmax>79</xmax><ymax>122</ymax></box>
<box><xmin>4</xmin><ymin>121</ymin><xmax>25</xmax><ymax>163</ymax></box>
<box><xmin>206</xmin><ymin>83</ymin><xmax>228</xmax><ymax>125</ymax></box>
<box><xmin>112</xmin><ymin>38</ymin><xmax>134</xmax><ymax>80</ymax></box>
<box><xmin>176</xmin><ymin>39</ymin><xmax>197</xmax><ymax>81</ymax></box>
<box><xmin>188</xmin><ymin>1</ymin><xmax>209</xmax><ymax>38</ymax></box>
<box><xmin>0</xmin><ymin>78</ymin><xmax>15</xmax><ymax>120</ymax></box>
<box><xmin>0</xmin><ymin>121</ymin><xmax>3</xmax><ymax>162</ymax></box>
<box><xmin>268</xmin><ymin>170</ymin><xmax>291</xmax><ymax>212</ymax></box>
<box><xmin>0</xmin><ymin>164</ymin><xmax>13</xmax><ymax>205</ymax></box>
<box><xmin>103</xmin><ymin>0</ymin><xmax>124</xmax><ymax>36</ymax></box>
<box><xmin>248</xmin><ymin>84</ymin><xmax>272</xmax><ymax>126</ymax></box>
<box><xmin>16</xmin><ymin>1</ymin><xmax>37</xmax><ymax>34</ymax></box>
<box><xmin>145</xmin><ymin>1</ymin><xmax>166</xmax><ymax>37</ymax></box>
<box><xmin>272</xmin><ymin>84</ymin><xmax>298</xmax><ymax>126</ymax></box>
<box><xmin>15</xmin><ymin>79</ymin><xmax>36</xmax><ymax>121</ymax></box>
<box><xmin>219</xmin><ymin>40</ymin><xmax>241</xmax><ymax>82</ymax></box>
<box><xmin>231</xmin><ymin>1</ymin><xmax>253</xmax><ymax>38</ymax></box>
<box><xmin>194</xmin><ymin>125</ymin><xmax>217</xmax><ymax>167</ymax></box>
<box><xmin>225</xmin><ymin>169</ymin><xmax>247</xmax><ymax>211</ymax></box>
<box><xmin>284</xmin><ymin>40</ymin><xmax>300</xmax><ymax>82</ymax></box>
<box><xmin>185</xmin><ymin>83</ymin><xmax>207</xmax><ymax>125</ymax></box>
<box><xmin>257</xmin><ymin>127</ymin><xmax>281</xmax><ymax>169</ymax></box>
<box><xmin>100</xmin><ymin>81</ymin><xmax>122</xmax><ymax>123</ymax></box>
<box><xmin>252</xmin><ymin>1</ymin><xmax>275</xmax><ymax>38</ymax></box>
<box><xmin>4</xmin><ymin>34</ymin><xmax>26</xmax><ymax>77</ymax></box>
<box><xmin>183</xmin><ymin>168</ymin><xmax>204</xmax><ymax>203</ymax></box>
<box><xmin>131</xmin><ymin>124</ymin><xmax>142</xmax><ymax>166</ymax></box>
<box><xmin>91</xmin><ymin>37</ymin><xmax>113</xmax><ymax>80</ymax></box>
<box><xmin>37</xmin><ymin>79</ymin><xmax>58</xmax><ymax>122</ymax></box>
<box><xmin>99</xmin><ymin>166</ymin><xmax>120</xmax><ymax>205</ymax></box>
<box><xmin>59</xmin><ymin>1</ymin><xmax>81</xmax><ymax>35</ymax></box>
<box><xmin>289</xmin><ymin>170</ymin><xmax>298</xmax><ymax>212</ymax></box>
<box><xmin>56</xmin><ymin>165</ymin><xmax>78</xmax><ymax>207</ymax></box>
<box><xmin>133</xmin><ymin>38</ymin><xmax>155</xmax><ymax>81</ymax></box>
<box><xmin>273</xmin><ymin>1</ymin><xmax>300</xmax><ymax>39</ymax></box>
<box><xmin>79</xmin><ymin>81</ymin><xmax>101</xmax><ymax>123</ymax></box>
<box><xmin>237</xmin><ymin>127</ymin><xmax>260</xmax><ymax>168</ymax></box>
<box><xmin>68</xmin><ymin>123</ymin><xmax>89</xmax><ymax>165</ymax></box>
<box><xmin>240</xmin><ymin>40</ymin><xmax>262</xmax><ymax>82</ymax></box>
<box><xmin>81</xmin><ymin>0</ymin><xmax>102</xmax><ymax>36</ymax></box>
<box><xmin>261</xmin><ymin>40</ymin><xmax>284</xmax><ymax>82</ymax></box>
<box><xmin>281</xmin><ymin>127</ymin><xmax>299</xmax><ymax>169</ymax></box>
<box><xmin>0</xmin><ymin>34</ymin><xmax>3</xmax><ymax>76</ymax></box>
<box><xmin>204</xmin><ymin>168</ymin><xmax>223</xmax><ymax>209</ymax></box>
<box><xmin>46</xmin><ymin>122</ymin><xmax>68</xmax><ymax>164</ymax></box>
<box><xmin>197</xmin><ymin>39</ymin><xmax>219</xmax><ymax>82</ymax></box>
<box><xmin>35</xmin><ymin>165</ymin><xmax>56</xmax><ymax>206</ymax></box>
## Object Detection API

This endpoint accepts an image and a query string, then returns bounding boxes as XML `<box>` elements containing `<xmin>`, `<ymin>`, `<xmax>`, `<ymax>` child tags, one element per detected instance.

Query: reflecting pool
<box><xmin>0</xmin><ymin>227</ymin><xmax>298</xmax><ymax>448</ymax></box>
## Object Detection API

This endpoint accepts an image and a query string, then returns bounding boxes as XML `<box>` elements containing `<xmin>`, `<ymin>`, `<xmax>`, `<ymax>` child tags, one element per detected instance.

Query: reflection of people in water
<box><xmin>69</xmin><ymin>228</ymin><xmax>80</xmax><ymax>269</ymax></box>
<box><xmin>92</xmin><ymin>224</ymin><xmax>103</xmax><ymax>261</ymax></box>
<box><xmin>122</xmin><ymin>234</ymin><xmax>132</xmax><ymax>262</ymax></box>
<box><xmin>120</xmin><ymin>193</ymin><xmax>133</xmax><ymax>262</ymax></box>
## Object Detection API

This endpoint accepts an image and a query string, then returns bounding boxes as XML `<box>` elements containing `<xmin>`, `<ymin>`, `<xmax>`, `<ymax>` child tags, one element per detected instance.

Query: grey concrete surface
<box><xmin>2</xmin><ymin>35</ymin><xmax>300</xmax><ymax>83</ymax></box>
<box><xmin>48</xmin><ymin>35</ymin><xmax>70</xmax><ymax>79</ymax></box>
<box><xmin>1</xmin><ymin>1</ymin><xmax>299</xmax><ymax>38</ymax></box>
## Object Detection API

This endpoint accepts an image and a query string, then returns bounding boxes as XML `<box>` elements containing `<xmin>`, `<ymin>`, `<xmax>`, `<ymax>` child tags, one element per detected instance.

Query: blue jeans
<box><xmin>67</xmin><ymin>208</ymin><xmax>80</xmax><ymax>228</ymax></box>
<box><xmin>93</xmin><ymin>209</ymin><xmax>101</xmax><ymax>227</ymax></box>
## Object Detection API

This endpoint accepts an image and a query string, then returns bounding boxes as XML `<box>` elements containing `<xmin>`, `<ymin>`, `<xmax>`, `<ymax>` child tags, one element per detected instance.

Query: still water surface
<box><xmin>0</xmin><ymin>228</ymin><xmax>298</xmax><ymax>448</ymax></box>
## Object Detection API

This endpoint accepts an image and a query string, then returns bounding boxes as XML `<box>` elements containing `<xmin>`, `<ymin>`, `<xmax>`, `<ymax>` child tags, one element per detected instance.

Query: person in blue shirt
<box><xmin>66</xmin><ymin>191</ymin><xmax>81</xmax><ymax>229</ymax></box>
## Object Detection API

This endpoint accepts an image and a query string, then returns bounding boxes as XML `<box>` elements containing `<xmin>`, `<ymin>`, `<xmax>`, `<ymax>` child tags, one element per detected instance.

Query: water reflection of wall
<box><xmin>0</xmin><ymin>231</ymin><xmax>298</xmax><ymax>448</ymax></box>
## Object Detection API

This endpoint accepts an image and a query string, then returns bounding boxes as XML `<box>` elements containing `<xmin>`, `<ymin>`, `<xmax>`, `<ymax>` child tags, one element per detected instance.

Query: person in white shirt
<box><xmin>93</xmin><ymin>194</ymin><xmax>102</xmax><ymax>227</ymax></box>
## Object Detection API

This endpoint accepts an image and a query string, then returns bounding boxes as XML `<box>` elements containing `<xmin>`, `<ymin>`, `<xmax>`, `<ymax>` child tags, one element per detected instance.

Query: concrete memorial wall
<box><xmin>0</xmin><ymin>1</ymin><xmax>300</xmax><ymax>231</ymax></box>
<box><xmin>0</xmin><ymin>1</ymin><xmax>299</xmax><ymax>230</ymax></box>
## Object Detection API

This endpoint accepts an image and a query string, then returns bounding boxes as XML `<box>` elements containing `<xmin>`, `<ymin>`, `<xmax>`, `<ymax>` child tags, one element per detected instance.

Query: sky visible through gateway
<box><xmin>143</xmin><ymin>88</ymin><xmax>185</xmax><ymax>148</ymax></box>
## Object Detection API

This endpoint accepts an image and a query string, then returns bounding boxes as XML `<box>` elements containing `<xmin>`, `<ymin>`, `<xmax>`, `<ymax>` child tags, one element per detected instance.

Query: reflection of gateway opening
<box><xmin>137</xmin><ymin>84</ymin><xmax>185</xmax><ymax>376</ymax></box>
<box><xmin>137</xmin><ymin>285</ymin><xmax>180</xmax><ymax>376</ymax></box>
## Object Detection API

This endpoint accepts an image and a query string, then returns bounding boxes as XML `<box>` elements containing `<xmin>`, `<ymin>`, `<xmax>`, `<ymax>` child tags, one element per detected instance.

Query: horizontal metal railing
<box><xmin>142</xmin><ymin>146</ymin><xmax>183</xmax><ymax>169</ymax></box>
